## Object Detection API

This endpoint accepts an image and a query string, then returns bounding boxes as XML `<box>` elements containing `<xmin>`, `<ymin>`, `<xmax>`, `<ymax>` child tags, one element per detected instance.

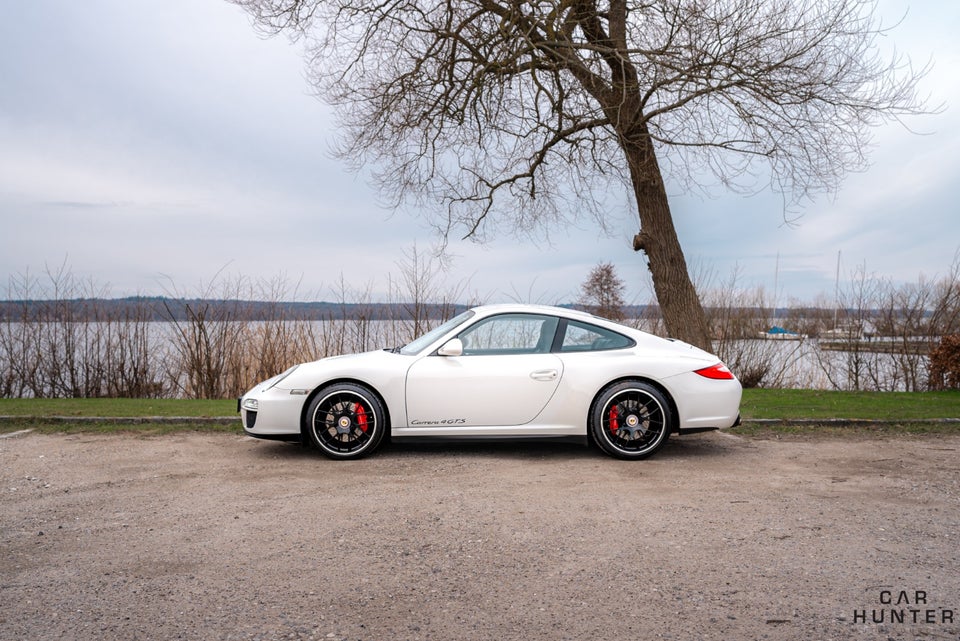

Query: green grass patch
<box><xmin>0</xmin><ymin>398</ymin><xmax>240</xmax><ymax>435</ymax></box>
<box><xmin>739</xmin><ymin>389</ymin><xmax>960</xmax><ymax>420</ymax></box>
<box><xmin>734</xmin><ymin>389</ymin><xmax>960</xmax><ymax>438</ymax></box>
<box><xmin>0</xmin><ymin>420</ymin><xmax>241</xmax><ymax>436</ymax></box>
<box><xmin>0</xmin><ymin>398</ymin><xmax>235</xmax><ymax>418</ymax></box>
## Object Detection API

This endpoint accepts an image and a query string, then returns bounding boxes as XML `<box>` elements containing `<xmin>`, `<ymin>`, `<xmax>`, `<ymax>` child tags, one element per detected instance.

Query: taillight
<box><xmin>694</xmin><ymin>363</ymin><xmax>735</xmax><ymax>380</ymax></box>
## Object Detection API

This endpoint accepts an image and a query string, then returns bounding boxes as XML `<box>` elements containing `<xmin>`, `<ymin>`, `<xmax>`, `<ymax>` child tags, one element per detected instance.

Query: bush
<box><xmin>928</xmin><ymin>335</ymin><xmax>960</xmax><ymax>390</ymax></box>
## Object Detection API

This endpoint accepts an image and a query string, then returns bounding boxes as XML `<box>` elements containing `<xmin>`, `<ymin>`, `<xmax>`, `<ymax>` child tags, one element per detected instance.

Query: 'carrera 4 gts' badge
<box><xmin>410</xmin><ymin>418</ymin><xmax>467</xmax><ymax>426</ymax></box>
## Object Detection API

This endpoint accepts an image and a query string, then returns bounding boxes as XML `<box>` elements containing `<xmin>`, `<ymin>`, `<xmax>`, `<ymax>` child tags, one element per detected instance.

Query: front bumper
<box><xmin>237</xmin><ymin>386</ymin><xmax>306</xmax><ymax>441</ymax></box>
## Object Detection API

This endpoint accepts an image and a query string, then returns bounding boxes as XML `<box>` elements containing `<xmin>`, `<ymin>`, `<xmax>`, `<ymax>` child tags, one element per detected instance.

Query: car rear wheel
<box><xmin>590</xmin><ymin>380</ymin><xmax>672</xmax><ymax>460</ymax></box>
<box><xmin>305</xmin><ymin>383</ymin><xmax>386</xmax><ymax>460</ymax></box>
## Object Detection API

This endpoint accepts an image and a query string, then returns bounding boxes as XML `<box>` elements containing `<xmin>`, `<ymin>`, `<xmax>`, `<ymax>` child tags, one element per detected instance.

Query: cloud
<box><xmin>2</xmin><ymin>0</ymin><xmax>958</xmax><ymax>306</ymax></box>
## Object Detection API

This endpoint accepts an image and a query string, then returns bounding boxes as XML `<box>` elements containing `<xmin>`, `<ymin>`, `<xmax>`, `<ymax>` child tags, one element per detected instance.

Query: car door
<box><xmin>404</xmin><ymin>313</ymin><xmax>564</xmax><ymax>427</ymax></box>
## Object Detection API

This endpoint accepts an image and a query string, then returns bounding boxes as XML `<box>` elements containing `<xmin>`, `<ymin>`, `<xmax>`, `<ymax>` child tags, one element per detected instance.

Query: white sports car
<box><xmin>238</xmin><ymin>304</ymin><xmax>741</xmax><ymax>460</ymax></box>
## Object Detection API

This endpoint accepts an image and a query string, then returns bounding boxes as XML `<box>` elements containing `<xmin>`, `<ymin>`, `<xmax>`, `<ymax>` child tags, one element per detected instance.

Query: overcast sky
<box><xmin>1</xmin><ymin>1</ymin><xmax>957</xmax><ymax>306</ymax></box>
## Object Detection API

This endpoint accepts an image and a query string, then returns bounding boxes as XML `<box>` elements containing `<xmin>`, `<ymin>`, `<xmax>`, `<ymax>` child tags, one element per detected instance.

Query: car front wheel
<box><xmin>305</xmin><ymin>383</ymin><xmax>386</xmax><ymax>460</ymax></box>
<box><xmin>590</xmin><ymin>380</ymin><xmax>672</xmax><ymax>460</ymax></box>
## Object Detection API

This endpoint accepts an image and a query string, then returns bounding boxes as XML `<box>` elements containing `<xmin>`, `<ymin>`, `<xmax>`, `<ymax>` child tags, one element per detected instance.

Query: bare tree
<box><xmin>232</xmin><ymin>0</ymin><xmax>927</xmax><ymax>350</ymax></box>
<box><xmin>578</xmin><ymin>262</ymin><xmax>626</xmax><ymax>321</ymax></box>
<box><xmin>159</xmin><ymin>273</ymin><xmax>252</xmax><ymax>399</ymax></box>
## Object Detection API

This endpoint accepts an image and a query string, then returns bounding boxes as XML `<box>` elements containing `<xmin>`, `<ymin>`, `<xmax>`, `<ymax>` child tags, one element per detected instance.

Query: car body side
<box><xmin>239</xmin><ymin>306</ymin><xmax>742</xmax><ymax>443</ymax></box>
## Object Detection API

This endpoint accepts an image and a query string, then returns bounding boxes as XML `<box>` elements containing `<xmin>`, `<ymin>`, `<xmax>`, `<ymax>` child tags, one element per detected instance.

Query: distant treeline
<box><xmin>0</xmin><ymin>297</ymin><xmax>476</xmax><ymax>323</ymax></box>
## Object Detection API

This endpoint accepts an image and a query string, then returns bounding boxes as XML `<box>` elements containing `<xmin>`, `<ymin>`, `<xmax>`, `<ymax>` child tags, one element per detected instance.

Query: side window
<box><xmin>560</xmin><ymin>320</ymin><xmax>634</xmax><ymax>352</ymax></box>
<box><xmin>459</xmin><ymin>314</ymin><xmax>559</xmax><ymax>355</ymax></box>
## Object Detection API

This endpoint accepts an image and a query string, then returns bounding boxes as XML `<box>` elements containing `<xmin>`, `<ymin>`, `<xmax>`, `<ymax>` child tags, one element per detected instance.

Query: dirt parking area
<box><xmin>1</xmin><ymin>429</ymin><xmax>958</xmax><ymax>641</ymax></box>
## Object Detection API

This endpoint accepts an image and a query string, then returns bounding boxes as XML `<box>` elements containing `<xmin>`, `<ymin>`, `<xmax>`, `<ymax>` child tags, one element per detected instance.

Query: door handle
<box><xmin>530</xmin><ymin>369</ymin><xmax>558</xmax><ymax>381</ymax></box>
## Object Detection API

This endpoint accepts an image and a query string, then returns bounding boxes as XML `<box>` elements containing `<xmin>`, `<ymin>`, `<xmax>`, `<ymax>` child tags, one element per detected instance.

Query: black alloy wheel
<box><xmin>590</xmin><ymin>380</ymin><xmax>672</xmax><ymax>460</ymax></box>
<box><xmin>306</xmin><ymin>383</ymin><xmax>386</xmax><ymax>459</ymax></box>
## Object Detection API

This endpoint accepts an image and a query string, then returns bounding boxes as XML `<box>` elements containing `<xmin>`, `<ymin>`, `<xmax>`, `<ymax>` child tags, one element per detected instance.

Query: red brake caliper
<box><xmin>354</xmin><ymin>403</ymin><xmax>368</xmax><ymax>433</ymax></box>
<box><xmin>608</xmin><ymin>404</ymin><xmax>619</xmax><ymax>434</ymax></box>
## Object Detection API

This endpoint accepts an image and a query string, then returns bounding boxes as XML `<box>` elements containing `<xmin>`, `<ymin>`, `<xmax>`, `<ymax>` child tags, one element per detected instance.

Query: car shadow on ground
<box><xmin>244</xmin><ymin>431</ymin><xmax>736</xmax><ymax>462</ymax></box>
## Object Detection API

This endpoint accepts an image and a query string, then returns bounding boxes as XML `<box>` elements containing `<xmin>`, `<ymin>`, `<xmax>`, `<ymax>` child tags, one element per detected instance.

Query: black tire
<box><xmin>590</xmin><ymin>380</ymin><xmax>672</xmax><ymax>460</ymax></box>
<box><xmin>305</xmin><ymin>383</ymin><xmax>386</xmax><ymax>460</ymax></box>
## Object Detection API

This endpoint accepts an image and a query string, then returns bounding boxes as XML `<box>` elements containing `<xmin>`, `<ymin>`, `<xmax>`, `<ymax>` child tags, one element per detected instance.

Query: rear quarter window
<box><xmin>560</xmin><ymin>320</ymin><xmax>634</xmax><ymax>352</ymax></box>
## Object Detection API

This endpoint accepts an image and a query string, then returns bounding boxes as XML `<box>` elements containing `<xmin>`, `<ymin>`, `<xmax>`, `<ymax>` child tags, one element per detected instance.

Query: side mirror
<box><xmin>437</xmin><ymin>338</ymin><xmax>463</xmax><ymax>357</ymax></box>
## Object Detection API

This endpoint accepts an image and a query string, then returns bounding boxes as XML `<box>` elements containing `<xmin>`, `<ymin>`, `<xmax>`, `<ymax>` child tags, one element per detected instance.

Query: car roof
<box><xmin>468</xmin><ymin>304</ymin><xmax>637</xmax><ymax>334</ymax></box>
<box><xmin>469</xmin><ymin>303</ymin><xmax>598</xmax><ymax>319</ymax></box>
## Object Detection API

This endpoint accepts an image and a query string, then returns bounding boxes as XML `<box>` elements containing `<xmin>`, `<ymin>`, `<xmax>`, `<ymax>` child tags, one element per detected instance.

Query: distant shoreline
<box><xmin>0</xmin><ymin>298</ymin><xmax>658</xmax><ymax>322</ymax></box>
<box><xmin>0</xmin><ymin>297</ymin><xmax>478</xmax><ymax>322</ymax></box>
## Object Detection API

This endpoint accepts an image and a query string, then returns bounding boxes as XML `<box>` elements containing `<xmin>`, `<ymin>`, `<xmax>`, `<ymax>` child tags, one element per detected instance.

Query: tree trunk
<box><xmin>624</xmin><ymin>133</ymin><xmax>713</xmax><ymax>352</ymax></box>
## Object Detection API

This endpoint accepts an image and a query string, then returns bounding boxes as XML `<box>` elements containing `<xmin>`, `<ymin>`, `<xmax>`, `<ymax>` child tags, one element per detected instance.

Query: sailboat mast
<box><xmin>833</xmin><ymin>250</ymin><xmax>841</xmax><ymax>328</ymax></box>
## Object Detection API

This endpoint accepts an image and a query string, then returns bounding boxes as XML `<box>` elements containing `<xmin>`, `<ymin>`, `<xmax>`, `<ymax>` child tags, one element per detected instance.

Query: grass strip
<box><xmin>0</xmin><ymin>398</ymin><xmax>240</xmax><ymax>435</ymax></box>
<box><xmin>739</xmin><ymin>389</ymin><xmax>960</xmax><ymax>421</ymax></box>
<box><xmin>0</xmin><ymin>398</ymin><xmax>235</xmax><ymax>418</ymax></box>
<box><xmin>1</xmin><ymin>390</ymin><xmax>959</xmax><ymax>436</ymax></box>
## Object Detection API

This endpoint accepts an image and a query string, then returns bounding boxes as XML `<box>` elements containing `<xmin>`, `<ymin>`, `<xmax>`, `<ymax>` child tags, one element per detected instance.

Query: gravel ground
<box><xmin>1</xmin><ymin>429</ymin><xmax>958</xmax><ymax>641</ymax></box>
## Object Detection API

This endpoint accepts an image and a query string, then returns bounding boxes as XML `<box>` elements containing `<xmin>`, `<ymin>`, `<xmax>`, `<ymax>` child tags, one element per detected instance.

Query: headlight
<box><xmin>242</xmin><ymin>398</ymin><xmax>259</xmax><ymax>412</ymax></box>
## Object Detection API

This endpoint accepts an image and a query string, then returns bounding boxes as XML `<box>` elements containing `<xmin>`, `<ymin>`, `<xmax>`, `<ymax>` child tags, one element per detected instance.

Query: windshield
<box><xmin>399</xmin><ymin>310</ymin><xmax>475</xmax><ymax>355</ymax></box>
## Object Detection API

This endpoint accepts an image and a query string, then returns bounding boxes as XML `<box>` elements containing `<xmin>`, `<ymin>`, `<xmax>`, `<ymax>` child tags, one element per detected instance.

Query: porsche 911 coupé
<box><xmin>239</xmin><ymin>304</ymin><xmax>741</xmax><ymax>460</ymax></box>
